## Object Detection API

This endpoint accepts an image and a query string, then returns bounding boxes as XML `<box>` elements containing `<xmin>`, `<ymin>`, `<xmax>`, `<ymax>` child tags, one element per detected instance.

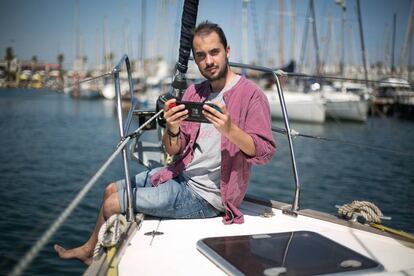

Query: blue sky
<box><xmin>0</xmin><ymin>0</ymin><xmax>412</xmax><ymax>70</ymax></box>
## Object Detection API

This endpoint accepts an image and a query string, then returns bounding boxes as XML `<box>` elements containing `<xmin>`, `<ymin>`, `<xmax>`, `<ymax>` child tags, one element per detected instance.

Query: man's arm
<box><xmin>162</xmin><ymin>99</ymin><xmax>188</xmax><ymax>156</ymax></box>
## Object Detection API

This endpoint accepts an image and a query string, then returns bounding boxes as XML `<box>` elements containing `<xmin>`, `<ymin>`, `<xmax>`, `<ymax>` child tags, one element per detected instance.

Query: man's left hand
<box><xmin>202</xmin><ymin>102</ymin><xmax>232</xmax><ymax>136</ymax></box>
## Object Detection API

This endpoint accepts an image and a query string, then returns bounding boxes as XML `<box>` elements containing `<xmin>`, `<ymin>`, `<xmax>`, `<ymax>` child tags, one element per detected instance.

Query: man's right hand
<box><xmin>163</xmin><ymin>98</ymin><xmax>188</xmax><ymax>134</ymax></box>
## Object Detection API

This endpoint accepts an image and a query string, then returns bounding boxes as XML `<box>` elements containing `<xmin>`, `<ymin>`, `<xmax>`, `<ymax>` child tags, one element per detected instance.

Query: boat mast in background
<box><xmin>356</xmin><ymin>0</ymin><xmax>369</xmax><ymax>87</ymax></box>
<box><xmin>278</xmin><ymin>0</ymin><xmax>285</xmax><ymax>67</ymax></box>
<box><xmin>391</xmin><ymin>13</ymin><xmax>397</xmax><ymax>75</ymax></box>
<box><xmin>250</xmin><ymin>0</ymin><xmax>263</xmax><ymax>65</ymax></box>
<box><xmin>335</xmin><ymin>0</ymin><xmax>346</xmax><ymax>77</ymax></box>
<box><xmin>290</xmin><ymin>0</ymin><xmax>297</xmax><ymax>64</ymax></box>
<box><xmin>400</xmin><ymin>0</ymin><xmax>414</xmax><ymax>82</ymax></box>
<box><xmin>299</xmin><ymin>0</ymin><xmax>320</xmax><ymax>74</ymax></box>
<box><xmin>241</xmin><ymin>0</ymin><xmax>249</xmax><ymax>65</ymax></box>
<box><xmin>139</xmin><ymin>0</ymin><xmax>146</xmax><ymax>81</ymax></box>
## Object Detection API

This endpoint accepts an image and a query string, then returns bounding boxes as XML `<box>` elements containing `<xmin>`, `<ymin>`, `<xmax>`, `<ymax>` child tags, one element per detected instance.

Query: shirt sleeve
<box><xmin>243</xmin><ymin>90</ymin><xmax>276</xmax><ymax>165</ymax></box>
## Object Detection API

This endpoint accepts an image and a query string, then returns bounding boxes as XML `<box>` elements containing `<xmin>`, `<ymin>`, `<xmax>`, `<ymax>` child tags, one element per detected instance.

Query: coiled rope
<box><xmin>93</xmin><ymin>214</ymin><xmax>127</xmax><ymax>259</ymax></box>
<box><xmin>337</xmin><ymin>200</ymin><xmax>383</xmax><ymax>224</ymax></box>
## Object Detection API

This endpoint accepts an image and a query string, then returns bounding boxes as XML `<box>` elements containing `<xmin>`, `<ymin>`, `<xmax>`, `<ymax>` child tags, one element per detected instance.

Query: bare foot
<box><xmin>54</xmin><ymin>244</ymin><xmax>93</xmax><ymax>265</ymax></box>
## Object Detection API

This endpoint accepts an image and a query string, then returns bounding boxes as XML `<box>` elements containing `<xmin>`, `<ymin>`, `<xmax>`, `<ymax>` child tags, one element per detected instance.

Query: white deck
<box><xmin>118</xmin><ymin>200</ymin><xmax>414</xmax><ymax>275</ymax></box>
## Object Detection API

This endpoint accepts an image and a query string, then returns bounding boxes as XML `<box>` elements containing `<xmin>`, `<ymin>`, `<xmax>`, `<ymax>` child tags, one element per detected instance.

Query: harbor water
<box><xmin>0</xmin><ymin>88</ymin><xmax>413</xmax><ymax>275</ymax></box>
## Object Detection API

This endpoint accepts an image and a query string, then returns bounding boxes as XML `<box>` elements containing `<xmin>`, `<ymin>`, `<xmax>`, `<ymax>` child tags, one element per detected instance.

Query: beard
<box><xmin>201</xmin><ymin>58</ymin><xmax>229</xmax><ymax>82</ymax></box>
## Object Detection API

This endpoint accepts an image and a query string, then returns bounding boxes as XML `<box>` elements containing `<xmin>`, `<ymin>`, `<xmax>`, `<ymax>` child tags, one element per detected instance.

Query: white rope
<box><xmin>338</xmin><ymin>200</ymin><xmax>383</xmax><ymax>224</ymax></box>
<box><xmin>93</xmin><ymin>214</ymin><xmax>127</xmax><ymax>259</ymax></box>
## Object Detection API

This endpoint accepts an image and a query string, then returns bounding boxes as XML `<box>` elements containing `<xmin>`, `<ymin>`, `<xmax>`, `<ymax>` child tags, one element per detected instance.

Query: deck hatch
<box><xmin>197</xmin><ymin>231</ymin><xmax>383</xmax><ymax>275</ymax></box>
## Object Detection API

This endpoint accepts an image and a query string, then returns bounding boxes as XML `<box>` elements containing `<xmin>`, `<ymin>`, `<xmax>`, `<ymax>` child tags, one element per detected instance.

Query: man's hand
<box><xmin>164</xmin><ymin>98</ymin><xmax>188</xmax><ymax>133</ymax></box>
<box><xmin>202</xmin><ymin>102</ymin><xmax>231</xmax><ymax>135</ymax></box>
<box><xmin>162</xmin><ymin>99</ymin><xmax>188</xmax><ymax>156</ymax></box>
<box><xmin>203</xmin><ymin>102</ymin><xmax>256</xmax><ymax>157</ymax></box>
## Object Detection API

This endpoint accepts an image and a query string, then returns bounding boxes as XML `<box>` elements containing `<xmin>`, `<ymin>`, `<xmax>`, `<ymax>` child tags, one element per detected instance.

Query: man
<box><xmin>54</xmin><ymin>21</ymin><xmax>275</xmax><ymax>265</ymax></box>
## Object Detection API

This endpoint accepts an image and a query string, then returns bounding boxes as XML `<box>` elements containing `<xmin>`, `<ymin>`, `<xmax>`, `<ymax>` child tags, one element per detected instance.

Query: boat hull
<box><xmin>325</xmin><ymin>99</ymin><xmax>369</xmax><ymax>122</ymax></box>
<box><xmin>265</xmin><ymin>90</ymin><xmax>326</xmax><ymax>123</ymax></box>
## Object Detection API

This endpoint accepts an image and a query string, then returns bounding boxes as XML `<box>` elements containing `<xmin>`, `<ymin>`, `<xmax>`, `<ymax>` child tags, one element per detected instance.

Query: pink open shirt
<box><xmin>150</xmin><ymin>76</ymin><xmax>276</xmax><ymax>224</ymax></box>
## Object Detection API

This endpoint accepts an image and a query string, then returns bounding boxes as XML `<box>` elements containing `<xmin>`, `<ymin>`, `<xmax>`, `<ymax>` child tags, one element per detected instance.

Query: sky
<box><xmin>0</xmin><ymin>0</ymin><xmax>413</xmax><ymax>71</ymax></box>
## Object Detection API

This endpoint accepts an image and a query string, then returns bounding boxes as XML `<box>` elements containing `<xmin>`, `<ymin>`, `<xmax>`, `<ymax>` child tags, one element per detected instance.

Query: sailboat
<box><xmin>10</xmin><ymin>1</ymin><xmax>414</xmax><ymax>276</ymax></box>
<box><xmin>83</xmin><ymin>0</ymin><xmax>413</xmax><ymax>270</ymax></box>
<box><xmin>84</xmin><ymin>59</ymin><xmax>414</xmax><ymax>276</ymax></box>
<box><xmin>264</xmin><ymin>86</ymin><xmax>326</xmax><ymax>124</ymax></box>
<box><xmin>318</xmin><ymin>81</ymin><xmax>370</xmax><ymax>122</ymax></box>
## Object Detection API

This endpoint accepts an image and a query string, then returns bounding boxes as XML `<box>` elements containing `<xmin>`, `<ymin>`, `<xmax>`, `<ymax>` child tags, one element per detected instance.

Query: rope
<box><xmin>337</xmin><ymin>201</ymin><xmax>383</xmax><ymax>224</ymax></box>
<box><xmin>93</xmin><ymin>214</ymin><xmax>127</xmax><ymax>259</ymax></box>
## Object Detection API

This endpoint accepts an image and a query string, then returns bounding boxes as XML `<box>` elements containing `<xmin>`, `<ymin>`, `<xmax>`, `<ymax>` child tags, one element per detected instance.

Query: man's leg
<box><xmin>54</xmin><ymin>182</ymin><xmax>121</xmax><ymax>265</ymax></box>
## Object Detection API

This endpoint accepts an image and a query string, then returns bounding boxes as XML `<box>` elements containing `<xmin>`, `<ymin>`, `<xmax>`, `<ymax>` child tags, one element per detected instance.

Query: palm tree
<box><xmin>4</xmin><ymin>47</ymin><xmax>14</xmax><ymax>81</ymax></box>
<box><xmin>31</xmin><ymin>55</ymin><xmax>38</xmax><ymax>72</ymax></box>
<box><xmin>57</xmin><ymin>54</ymin><xmax>64</xmax><ymax>80</ymax></box>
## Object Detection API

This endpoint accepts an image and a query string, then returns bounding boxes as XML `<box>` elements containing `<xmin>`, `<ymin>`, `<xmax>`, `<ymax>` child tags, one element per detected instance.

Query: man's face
<box><xmin>192</xmin><ymin>32</ymin><xmax>229</xmax><ymax>82</ymax></box>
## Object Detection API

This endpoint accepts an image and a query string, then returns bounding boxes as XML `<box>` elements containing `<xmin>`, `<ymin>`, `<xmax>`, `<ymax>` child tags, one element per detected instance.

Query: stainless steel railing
<box><xmin>228</xmin><ymin>62</ymin><xmax>301</xmax><ymax>215</ymax></box>
<box><xmin>112</xmin><ymin>54</ymin><xmax>137</xmax><ymax>222</ymax></box>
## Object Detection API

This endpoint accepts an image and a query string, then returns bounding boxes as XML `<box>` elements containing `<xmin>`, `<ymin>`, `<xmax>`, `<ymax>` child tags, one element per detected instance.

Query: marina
<box><xmin>1</xmin><ymin>0</ymin><xmax>414</xmax><ymax>275</ymax></box>
<box><xmin>1</xmin><ymin>78</ymin><xmax>414</xmax><ymax>275</ymax></box>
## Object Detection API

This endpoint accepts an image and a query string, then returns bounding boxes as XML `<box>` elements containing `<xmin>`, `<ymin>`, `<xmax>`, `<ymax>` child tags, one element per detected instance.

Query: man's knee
<box><xmin>104</xmin><ymin>182</ymin><xmax>118</xmax><ymax>199</ymax></box>
<box><xmin>103</xmin><ymin>192</ymin><xmax>121</xmax><ymax>218</ymax></box>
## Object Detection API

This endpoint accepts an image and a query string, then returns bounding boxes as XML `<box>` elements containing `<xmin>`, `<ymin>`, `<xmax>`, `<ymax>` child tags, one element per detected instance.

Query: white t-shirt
<box><xmin>182</xmin><ymin>75</ymin><xmax>241</xmax><ymax>211</ymax></box>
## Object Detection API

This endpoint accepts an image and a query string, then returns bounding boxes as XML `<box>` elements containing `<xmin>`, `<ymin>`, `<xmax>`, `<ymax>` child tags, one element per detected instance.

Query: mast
<box><xmin>278</xmin><ymin>0</ymin><xmax>284</xmax><ymax>67</ymax></box>
<box><xmin>356</xmin><ymin>0</ymin><xmax>369</xmax><ymax>86</ymax></box>
<box><xmin>262</xmin><ymin>1</ymin><xmax>272</xmax><ymax>66</ymax></box>
<box><xmin>140</xmin><ymin>0</ymin><xmax>146</xmax><ymax>80</ymax></box>
<box><xmin>95</xmin><ymin>29</ymin><xmax>100</xmax><ymax>69</ymax></box>
<box><xmin>335</xmin><ymin>0</ymin><xmax>346</xmax><ymax>77</ymax></box>
<box><xmin>410</xmin><ymin>36</ymin><xmax>413</xmax><ymax>83</ymax></box>
<box><xmin>73</xmin><ymin>0</ymin><xmax>83</xmax><ymax>73</ymax></box>
<box><xmin>291</xmin><ymin>0</ymin><xmax>297</xmax><ymax>63</ymax></box>
<box><xmin>250</xmin><ymin>0</ymin><xmax>263</xmax><ymax>64</ymax></box>
<box><xmin>325</xmin><ymin>16</ymin><xmax>333</xmax><ymax>73</ymax></box>
<box><xmin>242</xmin><ymin>0</ymin><xmax>249</xmax><ymax>64</ymax></box>
<box><xmin>299</xmin><ymin>2</ymin><xmax>310</xmax><ymax>73</ymax></box>
<box><xmin>400</xmin><ymin>0</ymin><xmax>414</xmax><ymax>79</ymax></box>
<box><xmin>154</xmin><ymin>0</ymin><xmax>168</xmax><ymax>63</ymax></box>
<box><xmin>75</xmin><ymin>0</ymin><xmax>80</xmax><ymax>61</ymax></box>
<box><xmin>391</xmin><ymin>13</ymin><xmax>397</xmax><ymax>74</ymax></box>
<box><xmin>384</xmin><ymin>24</ymin><xmax>391</xmax><ymax>73</ymax></box>
<box><xmin>310</xmin><ymin>0</ymin><xmax>320</xmax><ymax>74</ymax></box>
<box><xmin>103</xmin><ymin>16</ymin><xmax>112</xmax><ymax>72</ymax></box>
<box><xmin>299</xmin><ymin>0</ymin><xmax>320</xmax><ymax>74</ymax></box>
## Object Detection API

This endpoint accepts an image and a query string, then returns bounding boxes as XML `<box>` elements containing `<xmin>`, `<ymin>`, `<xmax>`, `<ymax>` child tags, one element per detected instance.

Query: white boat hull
<box><xmin>323</xmin><ymin>91</ymin><xmax>369</xmax><ymax>122</ymax></box>
<box><xmin>265</xmin><ymin>90</ymin><xmax>326</xmax><ymax>123</ymax></box>
<box><xmin>325</xmin><ymin>99</ymin><xmax>369</xmax><ymax>121</ymax></box>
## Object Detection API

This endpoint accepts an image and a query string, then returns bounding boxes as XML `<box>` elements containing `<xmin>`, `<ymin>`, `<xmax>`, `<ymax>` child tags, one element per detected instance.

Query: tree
<box><xmin>4</xmin><ymin>47</ymin><xmax>15</xmax><ymax>81</ymax></box>
<box><xmin>57</xmin><ymin>54</ymin><xmax>64</xmax><ymax>80</ymax></box>
<box><xmin>31</xmin><ymin>55</ymin><xmax>38</xmax><ymax>72</ymax></box>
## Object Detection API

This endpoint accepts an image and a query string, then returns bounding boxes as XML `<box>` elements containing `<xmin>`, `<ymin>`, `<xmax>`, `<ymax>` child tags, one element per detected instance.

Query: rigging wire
<box><xmin>8</xmin><ymin>110</ymin><xmax>163</xmax><ymax>276</ymax></box>
<box><xmin>283</xmin><ymin>71</ymin><xmax>412</xmax><ymax>86</ymax></box>
<box><xmin>271</xmin><ymin>126</ymin><xmax>414</xmax><ymax>158</ymax></box>
<box><xmin>7</xmin><ymin>137</ymin><xmax>130</xmax><ymax>276</ymax></box>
